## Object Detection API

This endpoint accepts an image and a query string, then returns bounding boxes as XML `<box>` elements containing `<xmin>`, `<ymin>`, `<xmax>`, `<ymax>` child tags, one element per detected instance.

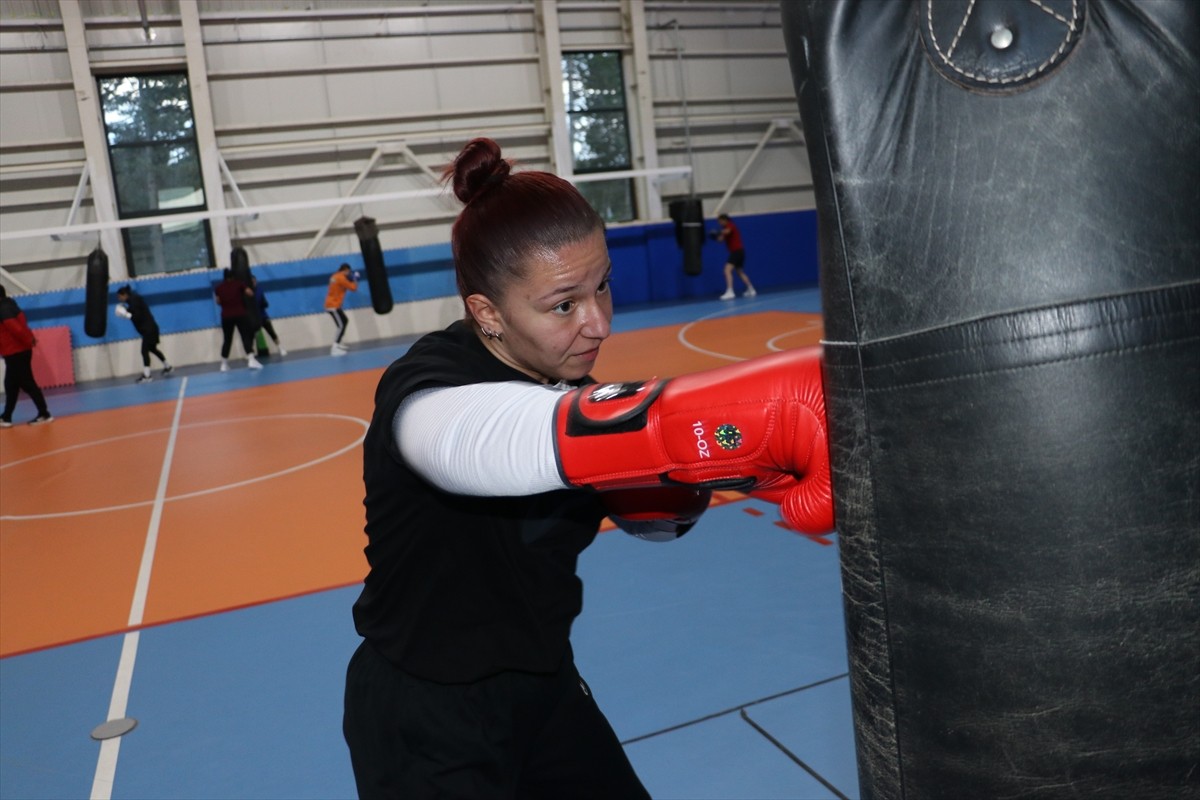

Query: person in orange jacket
<box><xmin>325</xmin><ymin>263</ymin><xmax>359</xmax><ymax>356</ymax></box>
<box><xmin>0</xmin><ymin>285</ymin><xmax>52</xmax><ymax>427</ymax></box>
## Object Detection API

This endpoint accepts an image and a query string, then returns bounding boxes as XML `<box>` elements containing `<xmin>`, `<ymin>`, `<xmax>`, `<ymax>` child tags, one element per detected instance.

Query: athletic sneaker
<box><xmin>719</xmin><ymin>289</ymin><xmax>736</xmax><ymax>300</ymax></box>
<box><xmin>331</xmin><ymin>345</ymin><xmax>348</xmax><ymax>357</ymax></box>
<box><xmin>136</xmin><ymin>374</ymin><xmax>153</xmax><ymax>384</ymax></box>
<box><xmin>219</xmin><ymin>359</ymin><xmax>230</xmax><ymax>373</ymax></box>
<box><xmin>247</xmin><ymin>355</ymin><xmax>263</xmax><ymax>370</ymax></box>
<box><xmin>0</xmin><ymin>419</ymin><xmax>12</xmax><ymax>428</ymax></box>
<box><xmin>278</xmin><ymin>347</ymin><xmax>288</xmax><ymax>356</ymax></box>
<box><xmin>744</xmin><ymin>287</ymin><xmax>757</xmax><ymax>298</ymax></box>
<box><xmin>29</xmin><ymin>414</ymin><xmax>54</xmax><ymax>425</ymax></box>
<box><xmin>162</xmin><ymin>364</ymin><xmax>174</xmax><ymax>376</ymax></box>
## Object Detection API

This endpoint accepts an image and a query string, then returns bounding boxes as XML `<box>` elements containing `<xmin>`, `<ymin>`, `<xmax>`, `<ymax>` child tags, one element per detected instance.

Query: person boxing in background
<box><xmin>714</xmin><ymin>213</ymin><xmax>757</xmax><ymax>300</ymax></box>
<box><xmin>343</xmin><ymin>136</ymin><xmax>833</xmax><ymax>799</ymax></box>
<box><xmin>115</xmin><ymin>284</ymin><xmax>172</xmax><ymax>383</ymax></box>
<box><xmin>325</xmin><ymin>263</ymin><xmax>359</xmax><ymax>356</ymax></box>
<box><xmin>213</xmin><ymin>269</ymin><xmax>262</xmax><ymax>372</ymax></box>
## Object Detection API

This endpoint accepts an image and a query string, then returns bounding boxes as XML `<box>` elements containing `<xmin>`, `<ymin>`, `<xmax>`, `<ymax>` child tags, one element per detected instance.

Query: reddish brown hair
<box><xmin>442</xmin><ymin>138</ymin><xmax>603</xmax><ymax>308</ymax></box>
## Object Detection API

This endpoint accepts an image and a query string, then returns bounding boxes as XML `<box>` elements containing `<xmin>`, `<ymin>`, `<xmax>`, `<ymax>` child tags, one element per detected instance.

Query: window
<box><xmin>98</xmin><ymin>73</ymin><xmax>214</xmax><ymax>276</ymax></box>
<box><xmin>562</xmin><ymin>51</ymin><xmax>635</xmax><ymax>222</ymax></box>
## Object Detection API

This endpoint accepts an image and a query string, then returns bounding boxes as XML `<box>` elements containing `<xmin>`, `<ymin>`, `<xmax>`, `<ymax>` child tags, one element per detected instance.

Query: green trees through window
<box><xmin>98</xmin><ymin>73</ymin><xmax>214</xmax><ymax>276</ymax></box>
<box><xmin>562</xmin><ymin>51</ymin><xmax>635</xmax><ymax>222</ymax></box>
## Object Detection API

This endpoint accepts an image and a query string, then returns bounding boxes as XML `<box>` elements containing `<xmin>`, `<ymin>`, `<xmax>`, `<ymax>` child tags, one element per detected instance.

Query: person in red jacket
<box><xmin>0</xmin><ymin>286</ymin><xmax>52</xmax><ymax>427</ymax></box>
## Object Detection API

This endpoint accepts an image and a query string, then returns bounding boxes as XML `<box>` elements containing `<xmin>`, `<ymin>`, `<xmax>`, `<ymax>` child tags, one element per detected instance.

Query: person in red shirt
<box><xmin>213</xmin><ymin>269</ymin><xmax>262</xmax><ymax>372</ymax></box>
<box><xmin>0</xmin><ymin>286</ymin><xmax>52</xmax><ymax>427</ymax></box>
<box><xmin>325</xmin><ymin>263</ymin><xmax>359</xmax><ymax>356</ymax></box>
<box><xmin>714</xmin><ymin>213</ymin><xmax>757</xmax><ymax>300</ymax></box>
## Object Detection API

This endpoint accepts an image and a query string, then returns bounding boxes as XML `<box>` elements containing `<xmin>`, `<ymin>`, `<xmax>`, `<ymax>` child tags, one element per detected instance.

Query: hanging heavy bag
<box><xmin>354</xmin><ymin>216</ymin><xmax>393</xmax><ymax>314</ymax></box>
<box><xmin>83</xmin><ymin>247</ymin><xmax>109</xmax><ymax>338</ymax></box>
<box><xmin>668</xmin><ymin>198</ymin><xmax>704</xmax><ymax>276</ymax></box>
<box><xmin>783</xmin><ymin>2</ymin><xmax>1199</xmax><ymax>797</ymax></box>
<box><xmin>230</xmin><ymin>246</ymin><xmax>252</xmax><ymax>285</ymax></box>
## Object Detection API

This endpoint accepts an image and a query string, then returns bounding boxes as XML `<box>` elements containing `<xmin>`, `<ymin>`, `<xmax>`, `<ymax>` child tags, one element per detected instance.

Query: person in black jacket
<box><xmin>115</xmin><ymin>285</ymin><xmax>172</xmax><ymax>383</ymax></box>
<box><xmin>343</xmin><ymin>138</ymin><xmax>656</xmax><ymax>800</ymax></box>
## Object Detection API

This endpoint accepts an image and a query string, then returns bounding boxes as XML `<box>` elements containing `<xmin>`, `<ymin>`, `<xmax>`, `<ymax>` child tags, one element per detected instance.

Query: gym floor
<box><xmin>0</xmin><ymin>286</ymin><xmax>860</xmax><ymax>800</ymax></box>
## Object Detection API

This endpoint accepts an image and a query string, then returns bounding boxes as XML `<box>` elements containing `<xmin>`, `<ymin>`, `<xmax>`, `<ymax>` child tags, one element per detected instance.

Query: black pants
<box><xmin>2</xmin><ymin>349</ymin><xmax>49</xmax><ymax>421</ymax></box>
<box><xmin>260</xmin><ymin>316</ymin><xmax>280</xmax><ymax>344</ymax></box>
<box><xmin>220</xmin><ymin>315</ymin><xmax>255</xmax><ymax>358</ymax></box>
<box><xmin>328</xmin><ymin>308</ymin><xmax>349</xmax><ymax>344</ymax></box>
<box><xmin>140</xmin><ymin>327</ymin><xmax>166</xmax><ymax>368</ymax></box>
<box><xmin>343</xmin><ymin>641</ymin><xmax>650</xmax><ymax>800</ymax></box>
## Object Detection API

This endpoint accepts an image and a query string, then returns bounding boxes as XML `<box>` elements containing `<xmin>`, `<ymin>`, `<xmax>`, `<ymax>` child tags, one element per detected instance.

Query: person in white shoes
<box><xmin>713</xmin><ymin>214</ymin><xmax>757</xmax><ymax>300</ymax></box>
<box><xmin>214</xmin><ymin>269</ymin><xmax>262</xmax><ymax>371</ymax></box>
<box><xmin>325</xmin><ymin>263</ymin><xmax>359</xmax><ymax>356</ymax></box>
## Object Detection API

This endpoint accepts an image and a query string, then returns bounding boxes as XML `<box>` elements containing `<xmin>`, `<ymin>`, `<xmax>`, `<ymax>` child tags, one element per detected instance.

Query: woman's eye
<box><xmin>553</xmin><ymin>300</ymin><xmax>575</xmax><ymax>315</ymax></box>
<box><xmin>598</xmin><ymin>278</ymin><xmax>611</xmax><ymax>295</ymax></box>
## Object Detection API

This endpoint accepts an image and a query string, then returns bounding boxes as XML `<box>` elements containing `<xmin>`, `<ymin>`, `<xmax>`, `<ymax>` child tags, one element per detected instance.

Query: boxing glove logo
<box><xmin>715</xmin><ymin>424</ymin><xmax>743</xmax><ymax>450</ymax></box>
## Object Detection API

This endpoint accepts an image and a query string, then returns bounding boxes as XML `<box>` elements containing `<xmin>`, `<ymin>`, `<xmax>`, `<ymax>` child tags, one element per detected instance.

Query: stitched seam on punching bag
<box><xmin>925</xmin><ymin>0</ymin><xmax>1081</xmax><ymax>85</ymax></box>
<box><xmin>860</xmin><ymin>305</ymin><xmax>1199</xmax><ymax>371</ymax></box>
<box><xmin>856</xmin><ymin>334</ymin><xmax>1200</xmax><ymax>395</ymax></box>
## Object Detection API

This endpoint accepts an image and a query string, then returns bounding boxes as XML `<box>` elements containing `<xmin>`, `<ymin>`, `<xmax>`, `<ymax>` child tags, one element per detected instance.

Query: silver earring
<box><xmin>482</xmin><ymin>328</ymin><xmax>502</xmax><ymax>341</ymax></box>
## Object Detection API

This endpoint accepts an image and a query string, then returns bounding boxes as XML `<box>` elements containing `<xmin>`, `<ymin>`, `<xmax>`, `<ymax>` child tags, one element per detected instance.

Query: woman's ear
<box><xmin>465</xmin><ymin>293</ymin><xmax>502</xmax><ymax>334</ymax></box>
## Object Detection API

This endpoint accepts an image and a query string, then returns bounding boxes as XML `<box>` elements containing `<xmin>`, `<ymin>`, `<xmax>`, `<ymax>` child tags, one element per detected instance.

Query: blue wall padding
<box><xmin>16</xmin><ymin>210</ymin><xmax>818</xmax><ymax>345</ymax></box>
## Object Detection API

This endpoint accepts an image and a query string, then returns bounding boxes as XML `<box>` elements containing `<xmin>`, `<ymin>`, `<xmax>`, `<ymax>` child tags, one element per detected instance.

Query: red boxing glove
<box><xmin>601</xmin><ymin>486</ymin><xmax>713</xmax><ymax>542</ymax></box>
<box><xmin>556</xmin><ymin>347</ymin><xmax>834</xmax><ymax>534</ymax></box>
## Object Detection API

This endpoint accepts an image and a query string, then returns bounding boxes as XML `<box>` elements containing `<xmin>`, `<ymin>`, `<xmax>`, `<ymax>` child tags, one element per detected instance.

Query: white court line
<box><xmin>676</xmin><ymin>303</ymin><xmax>823</xmax><ymax>362</ymax></box>
<box><xmin>766</xmin><ymin>319</ymin><xmax>823</xmax><ymax>352</ymax></box>
<box><xmin>91</xmin><ymin>377</ymin><xmax>188</xmax><ymax>800</ymax></box>
<box><xmin>1</xmin><ymin>413</ymin><xmax>368</xmax><ymax>521</ymax></box>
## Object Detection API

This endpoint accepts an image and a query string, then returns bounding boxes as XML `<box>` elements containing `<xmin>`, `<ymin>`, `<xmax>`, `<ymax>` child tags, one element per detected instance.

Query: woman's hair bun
<box><xmin>444</xmin><ymin>138</ymin><xmax>512</xmax><ymax>205</ymax></box>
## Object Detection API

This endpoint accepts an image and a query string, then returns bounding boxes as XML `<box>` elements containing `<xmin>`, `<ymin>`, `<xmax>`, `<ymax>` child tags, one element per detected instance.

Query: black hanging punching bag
<box><xmin>668</xmin><ymin>198</ymin><xmax>704</xmax><ymax>276</ymax></box>
<box><xmin>230</xmin><ymin>245</ymin><xmax>252</xmax><ymax>284</ymax></box>
<box><xmin>354</xmin><ymin>215</ymin><xmax>393</xmax><ymax>314</ymax></box>
<box><xmin>83</xmin><ymin>247</ymin><xmax>109</xmax><ymax>338</ymax></box>
<box><xmin>783</xmin><ymin>2</ymin><xmax>1199</xmax><ymax>798</ymax></box>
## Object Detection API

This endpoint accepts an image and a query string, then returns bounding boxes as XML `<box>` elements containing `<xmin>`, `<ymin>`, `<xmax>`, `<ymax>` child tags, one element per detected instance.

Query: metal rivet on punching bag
<box><xmin>83</xmin><ymin>247</ymin><xmax>109</xmax><ymax>338</ymax></box>
<box><xmin>354</xmin><ymin>215</ymin><xmax>393</xmax><ymax>315</ymax></box>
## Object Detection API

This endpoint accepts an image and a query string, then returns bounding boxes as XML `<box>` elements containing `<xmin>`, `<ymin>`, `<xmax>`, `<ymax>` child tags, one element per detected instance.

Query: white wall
<box><xmin>0</xmin><ymin>0</ymin><xmax>813</xmax><ymax>376</ymax></box>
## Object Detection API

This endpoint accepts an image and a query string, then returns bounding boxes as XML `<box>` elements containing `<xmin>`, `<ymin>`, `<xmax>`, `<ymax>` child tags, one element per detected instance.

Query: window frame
<box><xmin>96</xmin><ymin>70</ymin><xmax>215</xmax><ymax>277</ymax></box>
<box><xmin>561</xmin><ymin>50</ymin><xmax>637</xmax><ymax>223</ymax></box>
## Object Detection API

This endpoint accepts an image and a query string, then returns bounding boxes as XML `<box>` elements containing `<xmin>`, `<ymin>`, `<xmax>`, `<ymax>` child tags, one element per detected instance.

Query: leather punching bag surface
<box><xmin>668</xmin><ymin>197</ymin><xmax>704</xmax><ymax>276</ymax></box>
<box><xmin>83</xmin><ymin>247</ymin><xmax>109</xmax><ymax>338</ymax></box>
<box><xmin>230</xmin><ymin>245</ymin><xmax>252</xmax><ymax>284</ymax></box>
<box><xmin>354</xmin><ymin>216</ymin><xmax>393</xmax><ymax>315</ymax></box>
<box><xmin>783</xmin><ymin>2</ymin><xmax>1199</xmax><ymax>798</ymax></box>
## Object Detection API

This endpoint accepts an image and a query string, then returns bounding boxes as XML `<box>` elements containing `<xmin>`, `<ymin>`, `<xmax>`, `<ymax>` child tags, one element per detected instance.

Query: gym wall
<box><xmin>12</xmin><ymin>208</ymin><xmax>819</xmax><ymax>382</ymax></box>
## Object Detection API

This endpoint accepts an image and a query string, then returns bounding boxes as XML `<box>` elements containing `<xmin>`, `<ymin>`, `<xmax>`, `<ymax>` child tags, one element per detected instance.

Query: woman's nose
<box><xmin>580</xmin><ymin>300</ymin><xmax>611</xmax><ymax>340</ymax></box>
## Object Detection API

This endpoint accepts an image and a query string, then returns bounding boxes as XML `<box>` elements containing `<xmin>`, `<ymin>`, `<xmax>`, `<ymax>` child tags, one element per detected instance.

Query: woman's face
<box><xmin>476</xmin><ymin>228</ymin><xmax>613</xmax><ymax>384</ymax></box>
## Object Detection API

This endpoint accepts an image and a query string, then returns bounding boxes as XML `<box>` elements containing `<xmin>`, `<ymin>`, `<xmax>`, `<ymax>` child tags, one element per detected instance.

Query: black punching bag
<box><xmin>783</xmin><ymin>2</ymin><xmax>1198</xmax><ymax>798</ymax></box>
<box><xmin>230</xmin><ymin>245</ymin><xmax>252</xmax><ymax>284</ymax></box>
<box><xmin>83</xmin><ymin>247</ymin><xmax>109</xmax><ymax>338</ymax></box>
<box><xmin>354</xmin><ymin>215</ymin><xmax>393</xmax><ymax>314</ymax></box>
<box><xmin>668</xmin><ymin>198</ymin><xmax>703</xmax><ymax>276</ymax></box>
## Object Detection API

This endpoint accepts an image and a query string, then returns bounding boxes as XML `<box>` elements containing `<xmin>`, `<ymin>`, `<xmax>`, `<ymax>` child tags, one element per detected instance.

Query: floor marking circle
<box><xmin>0</xmin><ymin>413</ymin><xmax>368</xmax><ymax>521</ymax></box>
<box><xmin>676</xmin><ymin>303</ymin><xmax>823</xmax><ymax>361</ymax></box>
